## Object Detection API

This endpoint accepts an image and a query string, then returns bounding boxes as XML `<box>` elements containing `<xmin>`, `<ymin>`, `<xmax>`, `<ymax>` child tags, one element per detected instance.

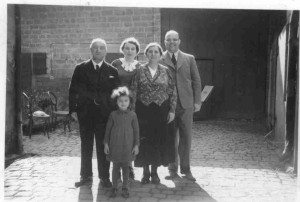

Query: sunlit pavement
<box><xmin>4</xmin><ymin>120</ymin><xmax>298</xmax><ymax>202</ymax></box>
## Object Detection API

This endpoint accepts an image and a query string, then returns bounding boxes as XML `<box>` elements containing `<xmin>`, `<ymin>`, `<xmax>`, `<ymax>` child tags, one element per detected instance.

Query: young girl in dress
<box><xmin>103</xmin><ymin>86</ymin><xmax>139</xmax><ymax>198</ymax></box>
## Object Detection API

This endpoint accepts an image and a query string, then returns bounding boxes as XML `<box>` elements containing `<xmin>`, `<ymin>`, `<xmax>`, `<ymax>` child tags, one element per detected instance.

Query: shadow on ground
<box><xmin>76</xmin><ymin>178</ymin><xmax>218</xmax><ymax>202</ymax></box>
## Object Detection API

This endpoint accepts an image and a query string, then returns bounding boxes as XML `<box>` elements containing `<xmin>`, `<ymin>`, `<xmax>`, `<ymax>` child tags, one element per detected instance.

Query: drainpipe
<box><xmin>15</xmin><ymin>5</ymin><xmax>23</xmax><ymax>154</ymax></box>
<box><xmin>296</xmin><ymin>16</ymin><xmax>299</xmax><ymax>177</ymax></box>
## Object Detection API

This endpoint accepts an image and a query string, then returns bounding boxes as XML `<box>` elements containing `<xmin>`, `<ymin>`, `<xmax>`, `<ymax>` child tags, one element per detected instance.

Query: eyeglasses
<box><xmin>165</xmin><ymin>38</ymin><xmax>179</xmax><ymax>42</ymax></box>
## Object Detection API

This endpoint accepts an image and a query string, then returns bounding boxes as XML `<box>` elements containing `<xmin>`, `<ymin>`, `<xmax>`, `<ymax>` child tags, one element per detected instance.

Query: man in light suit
<box><xmin>69</xmin><ymin>38</ymin><xmax>120</xmax><ymax>187</ymax></box>
<box><xmin>160</xmin><ymin>30</ymin><xmax>202</xmax><ymax>181</ymax></box>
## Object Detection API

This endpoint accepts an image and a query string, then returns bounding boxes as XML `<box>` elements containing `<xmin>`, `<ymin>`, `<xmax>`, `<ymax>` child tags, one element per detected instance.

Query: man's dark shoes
<box><xmin>121</xmin><ymin>188</ymin><xmax>129</xmax><ymax>198</ymax></box>
<box><xmin>165</xmin><ymin>171</ymin><xmax>180</xmax><ymax>180</ymax></box>
<box><xmin>75</xmin><ymin>176</ymin><xmax>93</xmax><ymax>188</ymax></box>
<box><xmin>110</xmin><ymin>188</ymin><xmax>117</xmax><ymax>198</ymax></box>
<box><xmin>100</xmin><ymin>178</ymin><xmax>112</xmax><ymax>188</ymax></box>
<box><xmin>183</xmin><ymin>172</ymin><xmax>196</xmax><ymax>181</ymax></box>
<box><xmin>141</xmin><ymin>172</ymin><xmax>150</xmax><ymax>184</ymax></box>
<box><xmin>151</xmin><ymin>173</ymin><xmax>160</xmax><ymax>184</ymax></box>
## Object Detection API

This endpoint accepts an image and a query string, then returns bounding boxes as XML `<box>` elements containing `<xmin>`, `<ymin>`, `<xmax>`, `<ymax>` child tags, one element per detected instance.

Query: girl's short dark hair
<box><xmin>111</xmin><ymin>86</ymin><xmax>132</xmax><ymax>101</ymax></box>
<box><xmin>144</xmin><ymin>42</ymin><xmax>163</xmax><ymax>56</ymax></box>
<box><xmin>120</xmin><ymin>37</ymin><xmax>140</xmax><ymax>55</ymax></box>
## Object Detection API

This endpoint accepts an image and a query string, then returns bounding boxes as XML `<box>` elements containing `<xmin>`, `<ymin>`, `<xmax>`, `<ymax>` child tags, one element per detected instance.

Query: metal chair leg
<box><xmin>46</xmin><ymin>118</ymin><xmax>50</xmax><ymax>139</ymax></box>
<box><xmin>67</xmin><ymin>120</ymin><xmax>71</xmax><ymax>132</ymax></box>
<box><xmin>67</xmin><ymin>115</ymin><xmax>71</xmax><ymax>132</ymax></box>
<box><xmin>29</xmin><ymin>118</ymin><xmax>33</xmax><ymax>139</ymax></box>
<box><xmin>43</xmin><ymin>120</ymin><xmax>47</xmax><ymax>136</ymax></box>
<box><xmin>63</xmin><ymin>122</ymin><xmax>66</xmax><ymax>134</ymax></box>
<box><xmin>54</xmin><ymin>115</ymin><xmax>58</xmax><ymax>131</ymax></box>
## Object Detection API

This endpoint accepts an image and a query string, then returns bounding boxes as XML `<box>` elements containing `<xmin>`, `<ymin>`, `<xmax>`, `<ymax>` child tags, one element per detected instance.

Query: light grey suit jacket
<box><xmin>160</xmin><ymin>50</ymin><xmax>202</xmax><ymax>109</ymax></box>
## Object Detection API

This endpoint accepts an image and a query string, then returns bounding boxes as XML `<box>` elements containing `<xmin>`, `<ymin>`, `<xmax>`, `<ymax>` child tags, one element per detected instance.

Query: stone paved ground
<box><xmin>4</xmin><ymin>120</ymin><xmax>299</xmax><ymax>202</ymax></box>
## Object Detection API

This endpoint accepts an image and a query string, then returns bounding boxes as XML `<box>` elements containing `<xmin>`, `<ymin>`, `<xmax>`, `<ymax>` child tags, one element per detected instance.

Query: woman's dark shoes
<box><xmin>141</xmin><ymin>173</ymin><xmax>150</xmax><ymax>184</ymax></box>
<box><xmin>151</xmin><ymin>173</ymin><xmax>160</xmax><ymax>184</ymax></box>
<box><xmin>165</xmin><ymin>171</ymin><xmax>180</xmax><ymax>180</ymax></box>
<box><xmin>110</xmin><ymin>188</ymin><xmax>117</xmax><ymax>198</ymax></box>
<box><xmin>100</xmin><ymin>178</ymin><xmax>112</xmax><ymax>188</ymax></box>
<box><xmin>121</xmin><ymin>188</ymin><xmax>130</xmax><ymax>198</ymax></box>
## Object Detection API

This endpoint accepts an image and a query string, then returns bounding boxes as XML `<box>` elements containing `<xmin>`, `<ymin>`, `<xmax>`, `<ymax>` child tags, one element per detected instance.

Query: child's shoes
<box><xmin>141</xmin><ymin>172</ymin><xmax>150</xmax><ymax>184</ymax></box>
<box><xmin>121</xmin><ymin>188</ymin><xmax>129</xmax><ymax>198</ymax></box>
<box><xmin>110</xmin><ymin>188</ymin><xmax>117</xmax><ymax>198</ymax></box>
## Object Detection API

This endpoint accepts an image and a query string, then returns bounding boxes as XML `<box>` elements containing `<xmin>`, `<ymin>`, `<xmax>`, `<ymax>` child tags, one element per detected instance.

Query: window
<box><xmin>21</xmin><ymin>52</ymin><xmax>47</xmax><ymax>76</ymax></box>
<box><xmin>105</xmin><ymin>53</ymin><xmax>122</xmax><ymax>64</ymax></box>
<box><xmin>32</xmin><ymin>53</ymin><xmax>47</xmax><ymax>75</ymax></box>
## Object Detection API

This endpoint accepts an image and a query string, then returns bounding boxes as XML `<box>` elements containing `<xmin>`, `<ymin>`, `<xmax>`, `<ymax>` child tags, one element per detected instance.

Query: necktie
<box><xmin>171</xmin><ymin>53</ymin><xmax>176</xmax><ymax>66</ymax></box>
<box><xmin>96</xmin><ymin>65</ymin><xmax>100</xmax><ymax>71</ymax></box>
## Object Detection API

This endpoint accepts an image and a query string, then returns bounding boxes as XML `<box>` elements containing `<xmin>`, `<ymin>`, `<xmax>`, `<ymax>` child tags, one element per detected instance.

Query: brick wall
<box><xmin>20</xmin><ymin>5</ymin><xmax>161</xmax><ymax>110</ymax></box>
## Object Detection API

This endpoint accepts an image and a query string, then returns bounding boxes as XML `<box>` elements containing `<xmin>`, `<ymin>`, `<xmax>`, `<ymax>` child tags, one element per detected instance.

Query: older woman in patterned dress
<box><xmin>131</xmin><ymin>42</ymin><xmax>177</xmax><ymax>184</ymax></box>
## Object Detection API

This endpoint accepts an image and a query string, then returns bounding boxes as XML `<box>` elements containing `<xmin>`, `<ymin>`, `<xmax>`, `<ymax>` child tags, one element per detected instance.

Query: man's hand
<box><xmin>167</xmin><ymin>112</ymin><xmax>175</xmax><ymax>123</ymax></box>
<box><xmin>132</xmin><ymin>145</ymin><xmax>139</xmax><ymax>156</ymax></box>
<box><xmin>104</xmin><ymin>144</ymin><xmax>110</xmax><ymax>155</ymax></box>
<box><xmin>70</xmin><ymin>112</ymin><xmax>78</xmax><ymax>121</ymax></box>
<box><xmin>194</xmin><ymin>104</ymin><xmax>201</xmax><ymax>112</ymax></box>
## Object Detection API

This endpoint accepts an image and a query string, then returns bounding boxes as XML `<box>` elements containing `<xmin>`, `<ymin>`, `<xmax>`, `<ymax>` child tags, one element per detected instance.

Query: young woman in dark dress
<box><xmin>111</xmin><ymin>37</ymin><xmax>141</xmax><ymax>179</ymax></box>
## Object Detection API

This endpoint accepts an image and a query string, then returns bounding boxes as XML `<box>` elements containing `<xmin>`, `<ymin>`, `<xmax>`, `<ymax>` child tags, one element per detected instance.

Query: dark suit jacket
<box><xmin>69</xmin><ymin>59</ymin><xmax>120</xmax><ymax>121</ymax></box>
<box><xmin>160</xmin><ymin>50</ymin><xmax>202</xmax><ymax>109</ymax></box>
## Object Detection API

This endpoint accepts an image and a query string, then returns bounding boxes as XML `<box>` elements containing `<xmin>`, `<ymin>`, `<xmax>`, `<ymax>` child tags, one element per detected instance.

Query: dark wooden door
<box><xmin>161</xmin><ymin>8</ymin><xmax>269</xmax><ymax>119</ymax></box>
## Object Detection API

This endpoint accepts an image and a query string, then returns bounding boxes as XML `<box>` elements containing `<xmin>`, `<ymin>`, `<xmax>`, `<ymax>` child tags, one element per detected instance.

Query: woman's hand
<box><xmin>132</xmin><ymin>145</ymin><xmax>139</xmax><ymax>155</ymax></box>
<box><xmin>167</xmin><ymin>112</ymin><xmax>175</xmax><ymax>123</ymax></box>
<box><xmin>104</xmin><ymin>144</ymin><xmax>109</xmax><ymax>154</ymax></box>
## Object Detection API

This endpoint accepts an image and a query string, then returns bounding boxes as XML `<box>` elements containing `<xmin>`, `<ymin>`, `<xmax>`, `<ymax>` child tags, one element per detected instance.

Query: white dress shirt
<box><xmin>168</xmin><ymin>51</ymin><xmax>179</xmax><ymax>61</ymax></box>
<box><xmin>92</xmin><ymin>60</ymin><xmax>104</xmax><ymax>70</ymax></box>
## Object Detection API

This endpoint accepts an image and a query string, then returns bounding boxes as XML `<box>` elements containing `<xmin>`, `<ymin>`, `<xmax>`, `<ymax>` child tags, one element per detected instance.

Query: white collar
<box><xmin>167</xmin><ymin>51</ymin><xmax>179</xmax><ymax>60</ymax></box>
<box><xmin>148</xmin><ymin>66</ymin><xmax>157</xmax><ymax>78</ymax></box>
<box><xmin>92</xmin><ymin>60</ymin><xmax>104</xmax><ymax>70</ymax></box>
<box><xmin>120</xmin><ymin>58</ymin><xmax>138</xmax><ymax>72</ymax></box>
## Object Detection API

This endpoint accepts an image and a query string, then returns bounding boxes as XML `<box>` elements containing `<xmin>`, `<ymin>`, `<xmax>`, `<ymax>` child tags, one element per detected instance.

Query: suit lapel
<box><xmin>162</xmin><ymin>51</ymin><xmax>184</xmax><ymax>70</ymax></box>
<box><xmin>85</xmin><ymin>59</ymin><xmax>99</xmax><ymax>84</ymax></box>
<box><xmin>176</xmin><ymin>51</ymin><xmax>184</xmax><ymax>70</ymax></box>
<box><xmin>85</xmin><ymin>59</ymin><xmax>97</xmax><ymax>75</ymax></box>
<box><xmin>162</xmin><ymin>51</ymin><xmax>176</xmax><ymax>69</ymax></box>
<box><xmin>86</xmin><ymin>59</ymin><xmax>95</xmax><ymax>71</ymax></box>
<box><xmin>100</xmin><ymin>61</ymin><xmax>108</xmax><ymax>70</ymax></box>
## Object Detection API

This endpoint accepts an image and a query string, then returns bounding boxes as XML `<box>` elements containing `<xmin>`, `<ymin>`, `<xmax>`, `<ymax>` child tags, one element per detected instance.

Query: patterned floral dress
<box><xmin>131</xmin><ymin>63</ymin><xmax>177</xmax><ymax>167</ymax></box>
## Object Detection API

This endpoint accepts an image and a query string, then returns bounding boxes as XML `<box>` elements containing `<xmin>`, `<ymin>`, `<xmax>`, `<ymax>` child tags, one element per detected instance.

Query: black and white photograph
<box><xmin>2</xmin><ymin>0</ymin><xmax>300</xmax><ymax>201</ymax></box>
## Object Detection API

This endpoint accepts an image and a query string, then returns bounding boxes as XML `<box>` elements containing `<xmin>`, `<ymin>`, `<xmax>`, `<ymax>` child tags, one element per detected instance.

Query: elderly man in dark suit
<box><xmin>69</xmin><ymin>38</ymin><xmax>120</xmax><ymax>187</ymax></box>
<box><xmin>160</xmin><ymin>30</ymin><xmax>202</xmax><ymax>181</ymax></box>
